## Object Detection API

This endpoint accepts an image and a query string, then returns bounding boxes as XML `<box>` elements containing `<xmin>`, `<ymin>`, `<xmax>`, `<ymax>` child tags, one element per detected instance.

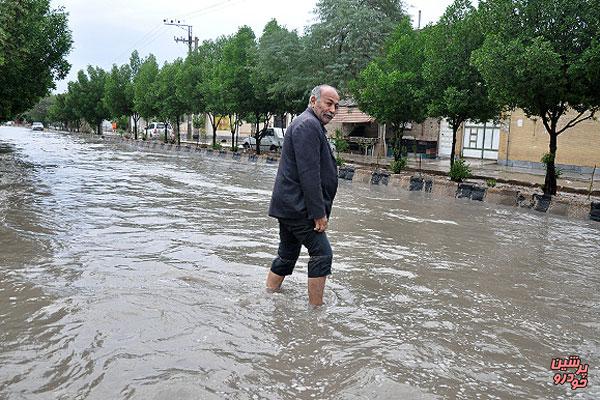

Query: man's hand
<box><xmin>314</xmin><ymin>216</ymin><xmax>328</xmax><ymax>233</ymax></box>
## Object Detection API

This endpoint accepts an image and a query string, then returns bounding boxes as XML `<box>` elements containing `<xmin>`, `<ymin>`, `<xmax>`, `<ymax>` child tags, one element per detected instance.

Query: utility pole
<box><xmin>163</xmin><ymin>18</ymin><xmax>199</xmax><ymax>142</ymax></box>
<box><xmin>163</xmin><ymin>19</ymin><xmax>195</xmax><ymax>53</ymax></box>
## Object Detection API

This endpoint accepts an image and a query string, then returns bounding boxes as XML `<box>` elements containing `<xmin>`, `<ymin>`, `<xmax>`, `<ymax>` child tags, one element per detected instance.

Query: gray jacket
<box><xmin>268</xmin><ymin>108</ymin><xmax>338</xmax><ymax>220</ymax></box>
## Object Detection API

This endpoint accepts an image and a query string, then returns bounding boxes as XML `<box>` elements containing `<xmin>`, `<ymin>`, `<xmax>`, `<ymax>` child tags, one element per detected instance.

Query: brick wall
<box><xmin>500</xmin><ymin>109</ymin><xmax>600</xmax><ymax>168</ymax></box>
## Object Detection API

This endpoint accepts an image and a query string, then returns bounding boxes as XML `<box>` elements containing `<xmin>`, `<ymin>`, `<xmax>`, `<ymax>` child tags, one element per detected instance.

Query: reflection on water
<box><xmin>1</xmin><ymin>127</ymin><xmax>599</xmax><ymax>399</ymax></box>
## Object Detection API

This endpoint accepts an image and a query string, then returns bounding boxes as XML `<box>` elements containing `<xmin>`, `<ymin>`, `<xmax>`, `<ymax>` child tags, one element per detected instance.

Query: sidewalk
<box><xmin>340</xmin><ymin>153</ymin><xmax>599</xmax><ymax>194</ymax></box>
<box><xmin>103</xmin><ymin>130</ymin><xmax>598</xmax><ymax>195</ymax></box>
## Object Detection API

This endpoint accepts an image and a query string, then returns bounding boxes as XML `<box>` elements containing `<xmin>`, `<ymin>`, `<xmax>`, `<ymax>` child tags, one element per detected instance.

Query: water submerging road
<box><xmin>1</xmin><ymin>127</ymin><xmax>599</xmax><ymax>400</ymax></box>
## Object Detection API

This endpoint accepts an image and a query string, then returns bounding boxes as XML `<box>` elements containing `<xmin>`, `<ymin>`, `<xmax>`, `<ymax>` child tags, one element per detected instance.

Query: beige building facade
<box><xmin>497</xmin><ymin>109</ymin><xmax>600</xmax><ymax>172</ymax></box>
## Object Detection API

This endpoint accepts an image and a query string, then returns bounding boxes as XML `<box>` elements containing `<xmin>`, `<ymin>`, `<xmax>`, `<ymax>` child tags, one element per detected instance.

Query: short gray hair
<box><xmin>308</xmin><ymin>84</ymin><xmax>337</xmax><ymax>106</ymax></box>
<box><xmin>310</xmin><ymin>85</ymin><xmax>323</xmax><ymax>102</ymax></box>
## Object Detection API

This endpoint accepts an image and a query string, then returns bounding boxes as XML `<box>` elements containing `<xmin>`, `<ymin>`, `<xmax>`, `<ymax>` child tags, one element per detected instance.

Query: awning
<box><xmin>331</xmin><ymin>106</ymin><xmax>376</xmax><ymax>124</ymax></box>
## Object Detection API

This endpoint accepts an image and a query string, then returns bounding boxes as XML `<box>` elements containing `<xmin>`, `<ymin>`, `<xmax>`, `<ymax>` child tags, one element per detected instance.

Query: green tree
<box><xmin>220</xmin><ymin>26</ymin><xmax>257</xmax><ymax>150</ymax></box>
<box><xmin>177</xmin><ymin>50</ymin><xmax>207</xmax><ymax>113</ymax></box>
<box><xmin>306</xmin><ymin>0</ymin><xmax>406</xmax><ymax>92</ymax></box>
<box><xmin>155</xmin><ymin>59</ymin><xmax>188</xmax><ymax>145</ymax></box>
<box><xmin>177</xmin><ymin>46</ymin><xmax>210</xmax><ymax>142</ymax></box>
<box><xmin>128</xmin><ymin>51</ymin><xmax>144</xmax><ymax>139</ymax></box>
<box><xmin>196</xmin><ymin>38</ymin><xmax>228</xmax><ymax>147</ymax></box>
<box><xmin>133</xmin><ymin>54</ymin><xmax>159</xmax><ymax>138</ymax></box>
<box><xmin>352</xmin><ymin>17</ymin><xmax>427</xmax><ymax>161</ymax></box>
<box><xmin>103</xmin><ymin>52</ymin><xmax>143</xmax><ymax>140</ymax></box>
<box><xmin>0</xmin><ymin>0</ymin><xmax>72</xmax><ymax>120</ymax></box>
<box><xmin>423</xmin><ymin>0</ymin><xmax>499</xmax><ymax>168</ymax></box>
<box><xmin>104</xmin><ymin>64</ymin><xmax>134</xmax><ymax>135</ymax></box>
<box><xmin>250</xmin><ymin>25</ymin><xmax>296</xmax><ymax>154</ymax></box>
<box><xmin>257</xmin><ymin>20</ymin><xmax>308</xmax><ymax>120</ymax></box>
<box><xmin>47</xmin><ymin>93</ymin><xmax>71</xmax><ymax>130</ymax></box>
<box><xmin>23</xmin><ymin>95</ymin><xmax>56</xmax><ymax>125</ymax></box>
<box><xmin>472</xmin><ymin>0</ymin><xmax>600</xmax><ymax>196</ymax></box>
<box><xmin>69</xmin><ymin>66</ymin><xmax>109</xmax><ymax>135</ymax></box>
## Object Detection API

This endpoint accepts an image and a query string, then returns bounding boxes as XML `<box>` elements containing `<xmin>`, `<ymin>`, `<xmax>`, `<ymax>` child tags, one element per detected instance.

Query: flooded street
<box><xmin>1</xmin><ymin>127</ymin><xmax>599</xmax><ymax>400</ymax></box>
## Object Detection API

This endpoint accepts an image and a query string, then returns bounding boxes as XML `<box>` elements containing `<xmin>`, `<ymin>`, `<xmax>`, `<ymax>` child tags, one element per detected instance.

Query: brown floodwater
<box><xmin>1</xmin><ymin>127</ymin><xmax>599</xmax><ymax>400</ymax></box>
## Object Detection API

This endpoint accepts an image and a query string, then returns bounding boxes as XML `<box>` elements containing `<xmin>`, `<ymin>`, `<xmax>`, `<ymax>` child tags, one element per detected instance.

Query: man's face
<box><xmin>310</xmin><ymin>87</ymin><xmax>340</xmax><ymax>125</ymax></box>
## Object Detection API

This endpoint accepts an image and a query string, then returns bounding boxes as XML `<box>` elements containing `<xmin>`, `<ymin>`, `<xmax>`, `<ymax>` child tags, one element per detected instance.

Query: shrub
<box><xmin>541</xmin><ymin>152</ymin><xmax>563</xmax><ymax>179</ymax></box>
<box><xmin>449</xmin><ymin>159</ymin><xmax>472</xmax><ymax>182</ymax></box>
<box><xmin>485</xmin><ymin>178</ymin><xmax>497</xmax><ymax>188</ymax></box>
<box><xmin>212</xmin><ymin>142</ymin><xmax>222</xmax><ymax>150</ymax></box>
<box><xmin>390</xmin><ymin>157</ymin><xmax>407</xmax><ymax>174</ymax></box>
<box><xmin>555</xmin><ymin>167</ymin><xmax>563</xmax><ymax>179</ymax></box>
<box><xmin>401</xmin><ymin>145</ymin><xmax>408</xmax><ymax>158</ymax></box>
<box><xmin>336</xmin><ymin>155</ymin><xmax>345</xmax><ymax>166</ymax></box>
<box><xmin>333</xmin><ymin>129</ymin><xmax>349</xmax><ymax>154</ymax></box>
<box><xmin>541</xmin><ymin>152</ymin><xmax>554</xmax><ymax>165</ymax></box>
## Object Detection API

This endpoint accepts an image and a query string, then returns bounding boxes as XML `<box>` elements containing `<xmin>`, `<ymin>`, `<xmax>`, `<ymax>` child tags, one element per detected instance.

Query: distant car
<box><xmin>146</xmin><ymin>122</ymin><xmax>173</xmax><ymax>140</ymax></box>
<box><xmin>31</xmin><ymin>122</ymin><xmax>44</xmax><ymax>131</ymax></box>
<box><xmin>3</xmin><ymin>121</ymin><xmax>15</xmax><ymax>126</ymax></box>
<box><xmin>242</xmin><ymin>127</ymin><xmax>285</xmax><ymax>151</ymax></box>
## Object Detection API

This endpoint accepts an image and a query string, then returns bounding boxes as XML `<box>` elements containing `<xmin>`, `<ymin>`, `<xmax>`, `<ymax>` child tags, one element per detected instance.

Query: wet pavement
<box><xmin>1</xmin><ymin>126</ymin><xmax>599</xmax><ymax>399</ymax></box>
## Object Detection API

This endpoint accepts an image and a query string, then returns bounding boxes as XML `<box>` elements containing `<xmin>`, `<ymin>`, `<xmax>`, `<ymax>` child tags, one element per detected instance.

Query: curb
<box><xmin>104</xmin><ymin>135</ymin><xmax>598</xmax><ymax>223</ymax></box>
<box><xmin>105</xmin><ymin>135</ymin><xmax>280</xmax><ymax>165</ymax></box>
<box><xmin>339</xmin><ymin>166</ymin><xmax>598</xmax><ymax>223</ymax></box>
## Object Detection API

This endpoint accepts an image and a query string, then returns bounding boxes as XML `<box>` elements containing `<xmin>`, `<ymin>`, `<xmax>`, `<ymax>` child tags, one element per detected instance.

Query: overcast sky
<box><xmin>50</xmin><ymin>0</ymin><xmax>455</xmax><ymax>93</ymax></box>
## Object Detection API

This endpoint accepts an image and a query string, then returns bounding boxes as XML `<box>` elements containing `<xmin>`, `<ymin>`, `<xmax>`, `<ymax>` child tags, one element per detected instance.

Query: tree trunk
<box><xmin>254</xmin><ymin>113</ymin><xmax>261</xmax><ymax>155</ymax></box>
<box><xmin>450</xmin><ymin>122</ymin><xmax>459</xmax><ymax>167</ymax></box>
<box><xmin>212</xmin><ymin>122</ymin><xmax>217</xmax><ymax>147</ymax></box>
<box><xmin>176</xmin><ymin>115</ymin><xmax>181</xmax><ymax>146</ymax></box>
<box><xmin>97</xmin><ymin>123</ymin><xmax>102</xmax><ymax>135</ymax></box>
<box><xmin>543</xmin><ymin>132</ymin><xmax>558</xmax><ymax>196</ymax></box>
<box><xmin>133</xmin><ymin>114</ymin><xmax>139</xmax><ymax>140</ymax></box>
<box><xmin>229</xmin><ymin>114</ymin><xmax>236</xmax><ymax>151</ymax></box>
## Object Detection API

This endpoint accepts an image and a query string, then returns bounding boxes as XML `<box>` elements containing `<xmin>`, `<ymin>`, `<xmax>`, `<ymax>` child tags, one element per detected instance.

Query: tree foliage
<box><xmin>423</xmin><ymin>0</ymin><xmax>499</xmax><ymax>167</ymax></box>
<box><xmin>133</xmin><ymin>54</ymin><xmax>159</xmax><ymax>135</ymax></box>
<box><xmin>257</xmin><ymin>20</ymin><xmax>308</xmax><ymax>117</ymax></box>
<box><xmin>0</xmin><ymin>0</ymin><xmax>72</xmax><ymax>120</ymax></box>
<box><xmin>306</xmin><ymin>0</ymin><xmax>406</xmax><ymax>92</ymax></box>
<box><xmin>103</xmin><ymin>64</ymin><xmax>133</xmax><ymax>123</ymax></box>
<box><xmin>68</xmin><ymin>66</ymin><xmax>109</xmax><ymax>134</ymax></box>
<box><xmin>154</xmin><ymin>59</ymin><xmax>188</xmax><ymax>144</ymax></box>
<box><xmin>472</xmin><ymin>0</ymin><xmax>600</xmax><ymax>195</ymax></box>
<box><xmin>352</xmin><ymin>17</ymin><xmax>427</xmax><ymax>161</ymax></box>
<box><xmin>23</xmin><ymin>95</ymin><xmax>56</xmax><ymax>124</ymax></box>
<box><xmin>197</xmin><ymin>37</ymin><xmax>229</xmax><ymax>147</ymax></box>
<box><xmin>220</xmin><ymin>26</ymin><xmax>257</xmax><ymax>149</ymax></box>
<box><xmin>47</xmin><ymin>92</ymin><xmax>79</xmax><ymax>130</ymax></box>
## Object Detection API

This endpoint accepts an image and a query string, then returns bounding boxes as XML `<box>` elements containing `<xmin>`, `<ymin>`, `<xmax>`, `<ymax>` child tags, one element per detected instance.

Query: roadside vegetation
<box><xmin>7</xmin><ymin>0</ymin><xmax>600</xmax><ymax>196</ymax></box>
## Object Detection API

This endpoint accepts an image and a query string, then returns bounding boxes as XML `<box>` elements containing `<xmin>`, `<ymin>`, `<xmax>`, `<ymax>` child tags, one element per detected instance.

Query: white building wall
<box><xmin>438</xmin><ymin>118</ymin><xmax>454</xmax><ymax>158</ymax></box>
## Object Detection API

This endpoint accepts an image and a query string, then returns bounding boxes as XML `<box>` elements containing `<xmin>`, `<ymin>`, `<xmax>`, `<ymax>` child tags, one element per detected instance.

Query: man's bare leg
<box><xmin>308</xmin><ymin>276</ymin><xmax>327</xmax><ymax>306</ymax></box>
<box><xmin>266</xmin><ymin>271</ymin><xmax>285</xmax><ymax>291</ymax></box>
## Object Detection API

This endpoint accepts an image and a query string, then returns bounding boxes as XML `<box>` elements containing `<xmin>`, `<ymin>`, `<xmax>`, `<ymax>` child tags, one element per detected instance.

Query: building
<box><xmin>439</xmin><ymin>108</ymin><xmax>600</xmax><ymax>173</ymax></box>
<box><xmin>498</xmin><ymin>108</ymin><xmax>600</xmax><ymax>173</ymax></box>
<box><xmin>438</xmin><ymin>119</ymin><xmax>503</xmax><ymax>161</ymax></box>
<box><xmin>326</xmin><ymin>102</ymin><xmax>439</xmax><ymax>158</ymax></box>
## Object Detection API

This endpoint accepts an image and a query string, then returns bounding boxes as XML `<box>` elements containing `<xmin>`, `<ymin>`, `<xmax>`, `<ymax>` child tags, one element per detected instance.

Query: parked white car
<box><xmin>146</xmin><ymin>122</ymin><xmax>173</xmax><ymax>140</ymax></box>
<box><xmin>31</xmin><ymin>122</ymin><xmax>44</xmax><ymax>131</ymax></box>
<box><xmin>242</xmin><ymin>127</ymin><xmax>285</xmax><ymax>151</ymax></box>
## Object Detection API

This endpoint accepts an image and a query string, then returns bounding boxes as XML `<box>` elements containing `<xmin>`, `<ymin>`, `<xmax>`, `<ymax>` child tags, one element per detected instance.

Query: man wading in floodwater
<box><xmin>266</xmin><ymin>84</ymin><xmax>340</xmax><ymax>306</ymax></box>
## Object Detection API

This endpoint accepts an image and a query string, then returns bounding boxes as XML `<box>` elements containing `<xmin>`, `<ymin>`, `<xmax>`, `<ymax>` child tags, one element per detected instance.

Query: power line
<box><xmin>110</xmin><ymin>0</ymin><xmax>247</xmax><ymax>66</ymax></box>
<box><xmin>174</xmin><ymin>0</ymin><xmax>247</xmax><ymax>20</ymax></box>
<box><xmin>112</xmin><ymin>25</ymin><xmax>166</xmax><ymax>65</ymax></box>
